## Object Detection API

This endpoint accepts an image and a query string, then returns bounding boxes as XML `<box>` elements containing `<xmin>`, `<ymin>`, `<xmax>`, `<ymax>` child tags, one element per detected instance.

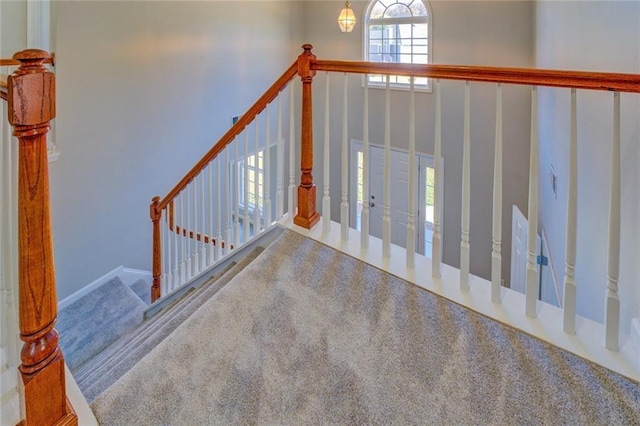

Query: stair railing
<box><xmin>295</xmin><ymin>46</ymin><xmax>639</xmax><ymax>373</ymax></box>
<box><xmin>1</xmin><ymin>50</ymin><xmax>77</xmax><ymax>426</ymax></box>
<box><xmin>153</xmin><ymin>44</ymin><xmax>640</xmax><ymax>378</ymax></box>
<box><xmin>149</xmin><ymin>56</ymin><xmax>301</xmax><ymax>303</ymax></box>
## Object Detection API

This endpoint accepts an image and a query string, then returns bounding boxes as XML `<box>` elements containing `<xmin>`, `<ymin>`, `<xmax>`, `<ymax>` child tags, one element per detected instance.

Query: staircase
<box><xmin>61</xmin><ymin>242</ymin><xmax>268</xmax><ymax>405</ymax></box>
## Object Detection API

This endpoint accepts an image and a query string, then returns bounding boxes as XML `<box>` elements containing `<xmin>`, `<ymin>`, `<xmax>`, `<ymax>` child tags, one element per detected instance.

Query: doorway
<box><xmin>350</xmin><ymin>141</ymin><xmax>442</xmax><ymax>258</ymax></box>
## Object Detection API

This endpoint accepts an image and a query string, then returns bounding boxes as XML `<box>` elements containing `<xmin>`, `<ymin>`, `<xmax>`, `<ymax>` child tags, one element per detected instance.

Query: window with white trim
<box><xmin>238</xmin><ymin>150</ymin><xmax>264</xmax><ymax>213</ymax></box>
<box><xmin>365</xmin><ymin>0</ymin><xmax>431</xmax><ymax>90</ymax></box>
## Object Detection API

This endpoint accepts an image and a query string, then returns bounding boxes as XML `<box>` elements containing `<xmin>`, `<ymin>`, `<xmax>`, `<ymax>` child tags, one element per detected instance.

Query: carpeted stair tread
<box><xmin>91</xmin><ymin>230</ymin><xmax>640</xmax><ymax>425</ymax></box>
<box><xmin>78</xmin><ymin>247</ymin><xmax>266</xmax><ymax>402</ymax></box>
<box><xmin>73</xmin><ymin>261</ymin><xmax>237</xmax><ymax>384</ymax></box>
<box><xmin>130</xmin><ymin>278</ymin><xmax>152</xmax><ymax>306</ymax></box>
<box><xmin>58</xmin><ymin>277</ymin><xmax>146</xmax><ymax>371</ymax></box>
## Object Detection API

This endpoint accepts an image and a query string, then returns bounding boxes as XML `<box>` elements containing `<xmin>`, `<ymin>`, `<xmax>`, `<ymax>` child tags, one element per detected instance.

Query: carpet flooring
<box><xmin>58</xmin><ymin>277</ymin><xmax>146</xmax><ymax>371</ymax></box>
<box><xmin>91</xmin><ymin>230</ymin><xmax>640</xmax><ymax>425</ymax></box>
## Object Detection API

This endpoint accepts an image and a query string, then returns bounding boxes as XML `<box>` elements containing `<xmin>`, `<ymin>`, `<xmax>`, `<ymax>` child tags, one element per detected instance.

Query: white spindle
<box><xmin>382</xmin><ymin>75</ymin><xmax>391</xmax><ymax>258</ymax></box>
<box><xmin>180</xmin><ymin>191</ymin><xmax>187</xmax><ymax>284</ymax></box>
<box><xmin>276</xmin><ymin>92</ymin><xmax>284</xmax><ymax>220</ymax></box>
<box><xmin>491</xmin><ymin>84</ymin><xmax>503</xmax><ymax>303</ymax></box>
<box><xmin>233</xmin><ymin>137</ymin><xmax>240</xmax><ymax>247</ymax></box>
<box><xmin>288</xmin><ymin>82</ymin><xmax>296</xmax><ymax>216</ymax></box>
<box><xmin>525</xmin><ymin>86</ymin><xmax>539</xmax><ymax>318</ymax></box>
<box><xmin>216</xmin><ymin>156</ymin><xmax>223</xmax><ymax>260</ymax></box>
<box><xmin>406</xmin><ymin>77</ymin><xmax>416</xmax><ymax>269</ymax></box>
<box><xmin>162</xmin><ymin>208</ymin><xmax>169</xmax><ymax>296</ymax></box>
<box><xmin>254</xmin><ymin>120</ymin><xmax>261</xmax><ymax>234</ymax></box>
<box><xmin>264</xmin><ymin>106</ymin><xmax>272</xmax><ymax>229</ymax></box>
<box><xmin>322</xmin><ymin>73</ymin><xmax>331</xmax><ymax>234</ymax></box>
<box><xmin>244</xmin><ymin>130</ymin><xmax>251</xmax><ymax>243</ymax></box>
<box><xmin>172</xmin><ymin>199</ymin><xmax>179</xmax><ymax>291</ymax></box>
<box><xmin>563</xmin><ymin>88</ymin><xmax>578</xmax><ymax>333</ymax></box>
<box><xmin>605</xmin><ymin>92</ymin><xmax>621</xmax><ymax>351</ymax></box>
<box><xmin>460</xmin><ymin>81</ymin><xmax>471</xmax><ymax>291</ymax></box>
<box><xmin>200</xmin><ymin>171</ymin><xmax>207</xmax><ymax>268</ymax></box>
<box><xmin>186</xmin><ymin>185</ymin><xmax>193</xmax><ymax>280</ymax></box>
<box><xmin>432</xmin><ymin>80</ymin><xmax>442</xmax><ymax>279</ymax></box>
<box><xmin>361</xmin><ymin>75</ymin><xmax>370</xmax><ymax>250</ymax></box>
<box><xmin>192</xmin><ymin>176</ymin><xmax>200</xmax><ymax>275</ymax></box>
<box><xmin>209</xmin><ymin>163</ymin><xmax>215</xmax><ymax>266</ymax></box>
<box><xmin>224</xmin><ymin>145</ymin><xmax>231</xmax><ymax>254</ymax></box>
<box><xmin>341</xmin><ymin>73</ymin><xmax>350</xmax><ymax>241</ymax></box>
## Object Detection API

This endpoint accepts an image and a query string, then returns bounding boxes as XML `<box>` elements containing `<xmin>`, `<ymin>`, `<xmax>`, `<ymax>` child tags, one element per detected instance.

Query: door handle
<box><xmin>369</xmin><ymin>202</ymin><xmax>375</xmax><ymax>208</ymax></box>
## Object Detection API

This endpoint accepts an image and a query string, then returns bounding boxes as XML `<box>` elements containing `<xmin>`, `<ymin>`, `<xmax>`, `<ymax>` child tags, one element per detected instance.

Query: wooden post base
<box><xmin>20</xmin><ymin>354</ymin><xmax>77</xmax><ymax>426</ymax></box>
<box><xmin>294</xmin><ymin>185</ymin><xmax>320</xmax><ymax>229</ymax></box>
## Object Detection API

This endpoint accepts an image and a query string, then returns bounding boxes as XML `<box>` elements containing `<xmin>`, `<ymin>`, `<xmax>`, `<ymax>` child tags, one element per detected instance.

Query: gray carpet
<box><xmin>77</xmin><ymin>248</ymin><xmax>264</xmax><ymax>403</ymax></box>
<box><xmin>130</xmin><ymin>279</ymin><xmax>152</xmax><ymax>306</ymax></box>
<box><xmin>58</xmin><ymin>277</ymin><xmax>146</xmax><ymax>371</ymax></box>
<box><xmin>91</xmin><ymin>230</ymin><xmax>640</xmax><ymax>425</ymax></box>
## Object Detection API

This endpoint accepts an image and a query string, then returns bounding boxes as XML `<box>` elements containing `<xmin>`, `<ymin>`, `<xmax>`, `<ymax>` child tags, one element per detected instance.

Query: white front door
<box><xmin>351</xmin><ymin>142</ymin><xmax>440</xmax><ymax>257</ymax></box>
<box><xmin>368</xmin><ymin>146</ymin><xmax>418</xmax><ymax>250</ymax></box>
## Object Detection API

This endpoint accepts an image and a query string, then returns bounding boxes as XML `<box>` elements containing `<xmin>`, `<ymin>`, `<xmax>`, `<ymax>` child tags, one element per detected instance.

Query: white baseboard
<box><xmin>58</xmin><ymin>266</ymin><xmax>124</xmax><ymax>311</ymax></box>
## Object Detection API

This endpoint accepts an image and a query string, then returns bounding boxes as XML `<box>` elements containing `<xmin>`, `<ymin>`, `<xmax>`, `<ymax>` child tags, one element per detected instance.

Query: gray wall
<box><xmin>51</xmin><ymin>1</ymin><xmax>304</xmax><ymax>299</ymax></box>
<box><xmin>535</xmin><ymin>1</ymin><xmax>640</xmax><ymax>330</ymax></box>
<box><xmin>303</xmin><ymin>1</ymin><xmax>534</xmax><ymax>283</ymax></box>
<box><xmin>1</xmin><ymin>0</ymin><xmax>27</xmax><ymax>57</ymax></box>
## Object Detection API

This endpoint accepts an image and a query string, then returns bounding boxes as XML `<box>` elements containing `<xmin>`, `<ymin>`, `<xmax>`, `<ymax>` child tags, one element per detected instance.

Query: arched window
<box><xmin>364</xmin><ymin>0</ymin><xmax>431</xmax><ymax>90</ymax></box>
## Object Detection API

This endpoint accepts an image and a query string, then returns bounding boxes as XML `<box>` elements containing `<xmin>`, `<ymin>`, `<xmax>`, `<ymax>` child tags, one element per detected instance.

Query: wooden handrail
<box><xmin>312</xmin><ymin>60</ymin><xmax>640</xmax><ymax>93</ymax></box>
<box><xmin>155</xmin><ymin>60</ymin><xmax>298</xmax><ymax>212</ymax></box>
<box><xmin>6</xmin><ymin>49</ymin><xmax>77</xmax><ymax>426</ymax></box>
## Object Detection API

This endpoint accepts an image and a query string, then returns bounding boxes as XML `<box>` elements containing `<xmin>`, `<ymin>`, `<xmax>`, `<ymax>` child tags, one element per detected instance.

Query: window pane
<box><xmin>370</xmin><ymin>2</ymin><xmax>385</xmax><ymax>19</ymax></box>
<box><xmin>384</xmin><ymin>3</ymin><xmax>411</xmax><ymax>18</ymax></box>
<box><xmin>409</xmin><ymin>0</ymin><xmax>428</xmax><ymax>17</ymax></box>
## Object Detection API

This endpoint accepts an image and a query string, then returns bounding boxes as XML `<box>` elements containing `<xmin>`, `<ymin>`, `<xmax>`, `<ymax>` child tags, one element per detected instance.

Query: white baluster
<box><xmin>605</xmin><ymin>92</ymin><xmax>621</xmax><ymax>351</ymax></box>
<box><xmin>254</xmin><ymin>120</ymin><xmax>261</xmax><ymax>234</ymax></box>
<box><xmin>172</xmin><ymin>199</ymin><xmax>179</xmax><ymax>291</ymax></box>
<box><xmin>563</xmin><ymin>88</ymin><xmax>578</xmax><ymax>333</ymax></box>
<box><xmin>209</xmin><ymin>163</ymin><xmax>216</xmax><ymax>266</ymax></box>
<box><xmin>382</xmin><ymin>75</ymin><xmax>391</xmax><ymax>258</ymax></box>
<box><xmin>276</xmin><ymin>92</ymin><xmax>284</xmax><ymax>220</ymax></box>
<box><xmin>244</xmin><ymin>130</ymin><xmax>251</xmax><ymax>243</ymax></box>
<box><xmin>224</xmin><ymin>145</ymin><xmax>231</xmax><ymax>254</ymax></box>
<box><xmin>491</xmin><ymin>83</ymin><xmax>503</xmax><ymax>303</ymax></box>
<box><xmin>322</xmin><ymin>72</ymin><xmax>331</xmax><ymax>234</ymax></box>
<box><xmin>216</xmin><ymin>156</ymin><xmax>223</xmax><ymax>260</ymax></box>
<box><xmin>288</xmin><ymin>81</ymin><xmax>296</xmax><ymax>216</ymax></box>
<box><xmin>233</xmin><ymin>137</ymin><xmax>240</xmax><ymax>247</ymax></box>
<box><xmin>432</xmin><ymin>80</ymin><xmax>442</xmax><ymax>279</ymax></box>
<box><xmin>162</xmin><ymin>207</ymin><xmax>169</xmax><ymax>296</ymax></box>
<box><xmin>406</xmin><ymin>77</ymin><xmax>416</xmax><ymax>269</ymax></box>
<box><xmin>341</xmin><ymin>73</ymin><xmax>350</xmax><ymax>241</ymax></box>
<box><xmin>192</xmin><ymin>176</ymin><xmax>200</xmax><ymax>275</ymax></box>
<box><xmin>526</xmin><ymin>86</ymin><xmax>539</xmax><ymax>318</ymax></box>
<box><xmin>264</xmin><ymin>106</ymin><xmax>272</xmax><ymax>228</ymax></box>
<box><xmin>186</xmin><ymin>184</ymin><xmax>193</xmax><ymax>280</ymax></box>
<box><xmin>361</xmin><ymin>75</ymin><xmax>370</xmax><ymax>250</ymax></box>
<box><xmin>460</xmin><ymin>81</ymin><xmax>471</xmax><ymax>291</ymax></box>
<box><xmin>201</xmin><ymin>170</ymin><xmax>207</xmax><ymax>268</ymax></box>
<box><xmin>180</xmin><ymin>191</ymin><xmax>187</xmax><ymax>285</ymax></box>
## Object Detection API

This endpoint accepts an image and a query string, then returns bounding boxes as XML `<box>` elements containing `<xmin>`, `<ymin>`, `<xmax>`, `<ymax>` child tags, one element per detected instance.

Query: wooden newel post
<box><xmin>150</xmin><ymin>196</ymin><xmax>162</xmax><ymax>303</ymax></box>
<box><xmin>8</xmin><ymin>49</ymin><xmax>77</xmax><ymax>426</ymax></box>
<box><xmin>294</xmin><ymin>44</ymin><xmax>320</xmax><ymax>229</ymax></box>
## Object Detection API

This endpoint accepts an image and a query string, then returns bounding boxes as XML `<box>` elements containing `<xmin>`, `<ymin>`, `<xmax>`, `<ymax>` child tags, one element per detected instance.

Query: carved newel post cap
<box><xmin>302</xmin><ymin>44</ymin><xmax>314</xmax><ymax>52</ymax></box>
<box><xmin>13</xmin><ymin>49</ymin><xmax>51</xmax><ymax>67</ymax></box>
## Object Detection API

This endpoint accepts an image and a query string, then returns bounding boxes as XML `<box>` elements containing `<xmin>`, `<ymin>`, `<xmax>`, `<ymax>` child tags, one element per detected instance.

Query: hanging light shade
<box><xmin>338</xmin><ymin>1</ymin><xmax>356</xmax><ymax>33</ymax></box>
